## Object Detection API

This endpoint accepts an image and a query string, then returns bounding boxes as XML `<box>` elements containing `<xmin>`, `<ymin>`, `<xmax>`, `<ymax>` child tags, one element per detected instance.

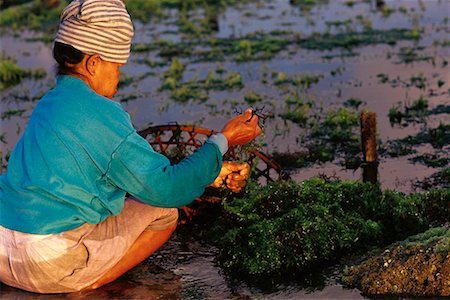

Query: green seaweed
<box><xmin>280</xmin><ymin>99</ymin><xmax>361</xmax><ymax>165</ymax></box>
<box><xmin>171</xmin><ymin>84</ymin><xmax>207</xmax><ymax>103</ymax></box>
<box><xmin>290</xmin><ymin>0</ymin><xmax>329</xmax><ymax>12</ymax></box>
<box><xmin>407</xmin><ymin>123</ymin><xmax>450</xmax><ymax>149</ymax></box>
<box><xmin>300</xmin><ymin>29</ymin><xmax>420</xmax><ymax>50</ymax></box>
<box><xmin>160</xmin><ymin>62</ymin><xmax>243</xmax><ymax>102</ymax></box>
<box><xmin>124</xmin><ymin>0</ymin><xmax>163</xmax><ymax>23</ymax></box>
<box><xmin>0</xmin><ymin>109</ymin><xmax>26</xmax><ymax>120</ymax></box>
<box><xmin>164</xmin><ymin>58</ymin><xmax>185</xmax><ymax>81</ymax></box>
<box><xmin>344</xmin><ymin>97</ymin><xmax>363</xmax><ymax>109</ymax></box>
<box><xmin>130</xmin><ymin>27</ymin><xmax>422</xmax><ymax>66</ymax></box>
<box><xmin>387</xmin><ymin>123</ymin><xmax>450</xmax><ymax>151</ymax></box>
<box><xmin>388</xmin><ymin>96</ymin><xmax>430</xmax><ymax>125</ymax></box>
<box><xmin>396</xmin><ymin>46</ymin><xmax>434</xmax><ymax>64</ymax></box>
<box><xmin>411</xmin><ymin>154</ymin><xmax>449</xmax><ymax>168</ymax></box>
<box><xmin>213</xmin><ymin>179</ymin><xmax>449</xmax><ymax>279</ymax></box>
<box><xmin>409</xmin><ymin>74</ymin><xmax>427</xmax><ymax>90</ymax></box>
<box><xmin>203</xmin><ymin>71</ymin><xmax>243</xmax><ymax>90</ymax></box>
<box><xmin>441</xmin><ymin>168</ymin><xmax>450</xmax><ymax>181</ymax></box>
<box><xmin>280</xmin><ymin>94</ymin><xmax>314</xmax><ymax>127</ymax></box>
<box><xmin>273</xmin><ymin>72</ymin><xmax>323</xmax><ymax>89</ymax></box>
<box><xmin>0</xmin><ymin>0</ymin><xmax>67</xmax><ymax>32</ymax></box>
<box><xmin>0</xmin><ymin>133</ymin><xmax>6</xmax><ymax>144</ymax></box>
<box><xmin>244</xmin><ymin>91</ymin><xmax>262</xmax><ymax>105</ymax></box>
<box><xmin>0</xmin><ymin>58</ymin><xmax>46</xmax><ymax>91</ymax></box>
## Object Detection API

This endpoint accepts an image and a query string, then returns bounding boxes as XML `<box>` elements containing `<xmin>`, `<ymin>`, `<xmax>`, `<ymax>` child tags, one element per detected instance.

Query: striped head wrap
<box><xmin>54</xmin><ymin>0</ymin><xmax>134</xmax><ymax>64</ymax></box>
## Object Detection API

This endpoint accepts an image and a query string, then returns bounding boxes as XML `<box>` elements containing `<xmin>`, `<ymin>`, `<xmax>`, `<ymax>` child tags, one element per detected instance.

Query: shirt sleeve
<box><xmin>207</xmin><ymin>133</ymin><xmax>228</xmax><ymax>155</ymax></box>
<box><xmin>104</xmin><ymin>131</ymin><xmax>223</xmax><ymax>208</ymax></box>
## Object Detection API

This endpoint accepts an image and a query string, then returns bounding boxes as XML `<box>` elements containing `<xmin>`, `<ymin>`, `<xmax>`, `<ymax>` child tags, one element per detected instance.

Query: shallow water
<box><xmin>0</xmin><ymin>231</ymin><xmax>368</xmax><ymax>300</ymax></box>
<box><xmin>1</xmin><ymin>1</ymin><xmax>449</xmax><ymax>194</ymax></box>
<box><xmin>0</xmin><ymin>0</ymin><xmax>449</xmax><ymax>298</ymax></box>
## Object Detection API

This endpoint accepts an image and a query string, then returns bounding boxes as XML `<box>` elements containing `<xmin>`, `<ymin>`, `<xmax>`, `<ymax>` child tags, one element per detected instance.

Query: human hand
<box><xmin>210</xmin><ymin>162</ymin><xmax>250</xmax><ymax>193</ymax></box>
<box><xmin>221</xmin><ymin>108</ymin><xmax>262</xmax><ymax>146</ymax></box>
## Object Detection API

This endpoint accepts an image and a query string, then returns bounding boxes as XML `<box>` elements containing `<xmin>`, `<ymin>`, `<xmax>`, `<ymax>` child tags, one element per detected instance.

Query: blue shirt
<box><xmin>0</xmin><ymin>76</ymin><xmax>224</xmax><ymax>234</ymax></box>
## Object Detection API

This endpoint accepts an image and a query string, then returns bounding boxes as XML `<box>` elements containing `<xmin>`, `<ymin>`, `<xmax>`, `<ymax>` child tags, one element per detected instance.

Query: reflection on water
<box><xmin>139</xmin><ymin>232</ymin><xmax>368</xmax><ymax>299</ymax></box>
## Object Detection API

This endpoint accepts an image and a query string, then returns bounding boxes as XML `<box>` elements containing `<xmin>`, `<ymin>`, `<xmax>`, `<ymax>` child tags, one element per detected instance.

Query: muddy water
<box><xmin>0</xmin><ymin>0</ymin><xmax>449</xmax><ymax>299</ymax></box>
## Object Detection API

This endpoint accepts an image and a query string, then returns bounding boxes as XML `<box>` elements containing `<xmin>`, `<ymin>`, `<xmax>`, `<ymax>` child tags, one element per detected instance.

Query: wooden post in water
<box><xmin>360</xmin><ymin>111</ymin><xmax>378</xmax><ymax>184</ymax></box>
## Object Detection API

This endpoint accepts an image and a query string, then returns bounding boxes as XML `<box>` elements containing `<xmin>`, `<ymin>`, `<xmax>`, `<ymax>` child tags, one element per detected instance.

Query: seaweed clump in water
<box><xmin>278</xmin><ymin>104</ymin><xmax>362</xmax><ymax>167</ymax></box>
<box><xmin>0</xmin><ymin>0</ymin><xmax>67</xmax><ymax>32</ymax></box>
<box><xmin>300</xmin><ymin>28</ymin><xmax>420</xmax><ymax>50</ymax></box>
<box><xmin>0</xmin><ymin>57</ymin><xmax>46</xmax><ymax>91</ymax></box>
<box><xmin>212</xmin><ymin>178</ymin><xmax>449</xmax><ymax>281</ymax></box>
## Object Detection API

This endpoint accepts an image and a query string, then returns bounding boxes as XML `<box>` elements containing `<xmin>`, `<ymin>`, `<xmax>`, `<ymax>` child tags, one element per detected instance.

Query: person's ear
<box><xmin>85</xmin><ymin>54</ymin><xmax>102</xmax><ymax>76</ymax></box>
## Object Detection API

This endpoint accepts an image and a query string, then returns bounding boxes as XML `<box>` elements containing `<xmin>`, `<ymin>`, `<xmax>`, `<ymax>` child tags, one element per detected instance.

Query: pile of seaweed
<box><xmin>195</xmin><ymin>178</ymin><xmax>449</xmax><ymax>295</ymax></box>
<box><xmin>342</xmin><ymin>226</ymin><xmax>449</xmax><ymax>297</ymax></box>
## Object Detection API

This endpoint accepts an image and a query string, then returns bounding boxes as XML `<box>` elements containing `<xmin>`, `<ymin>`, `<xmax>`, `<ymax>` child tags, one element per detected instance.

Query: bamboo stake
<box><xmin>360</xmin><ymin>111</ymin><xmax>378</xmax><ymax>184</ymax></box>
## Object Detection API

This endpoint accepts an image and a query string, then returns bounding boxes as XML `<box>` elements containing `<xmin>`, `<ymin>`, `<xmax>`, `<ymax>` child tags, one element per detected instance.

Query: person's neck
<box><xmin>66</xmin><ymin>72</ymin><xmax>94</xmax><ymax>91</ymax></box>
